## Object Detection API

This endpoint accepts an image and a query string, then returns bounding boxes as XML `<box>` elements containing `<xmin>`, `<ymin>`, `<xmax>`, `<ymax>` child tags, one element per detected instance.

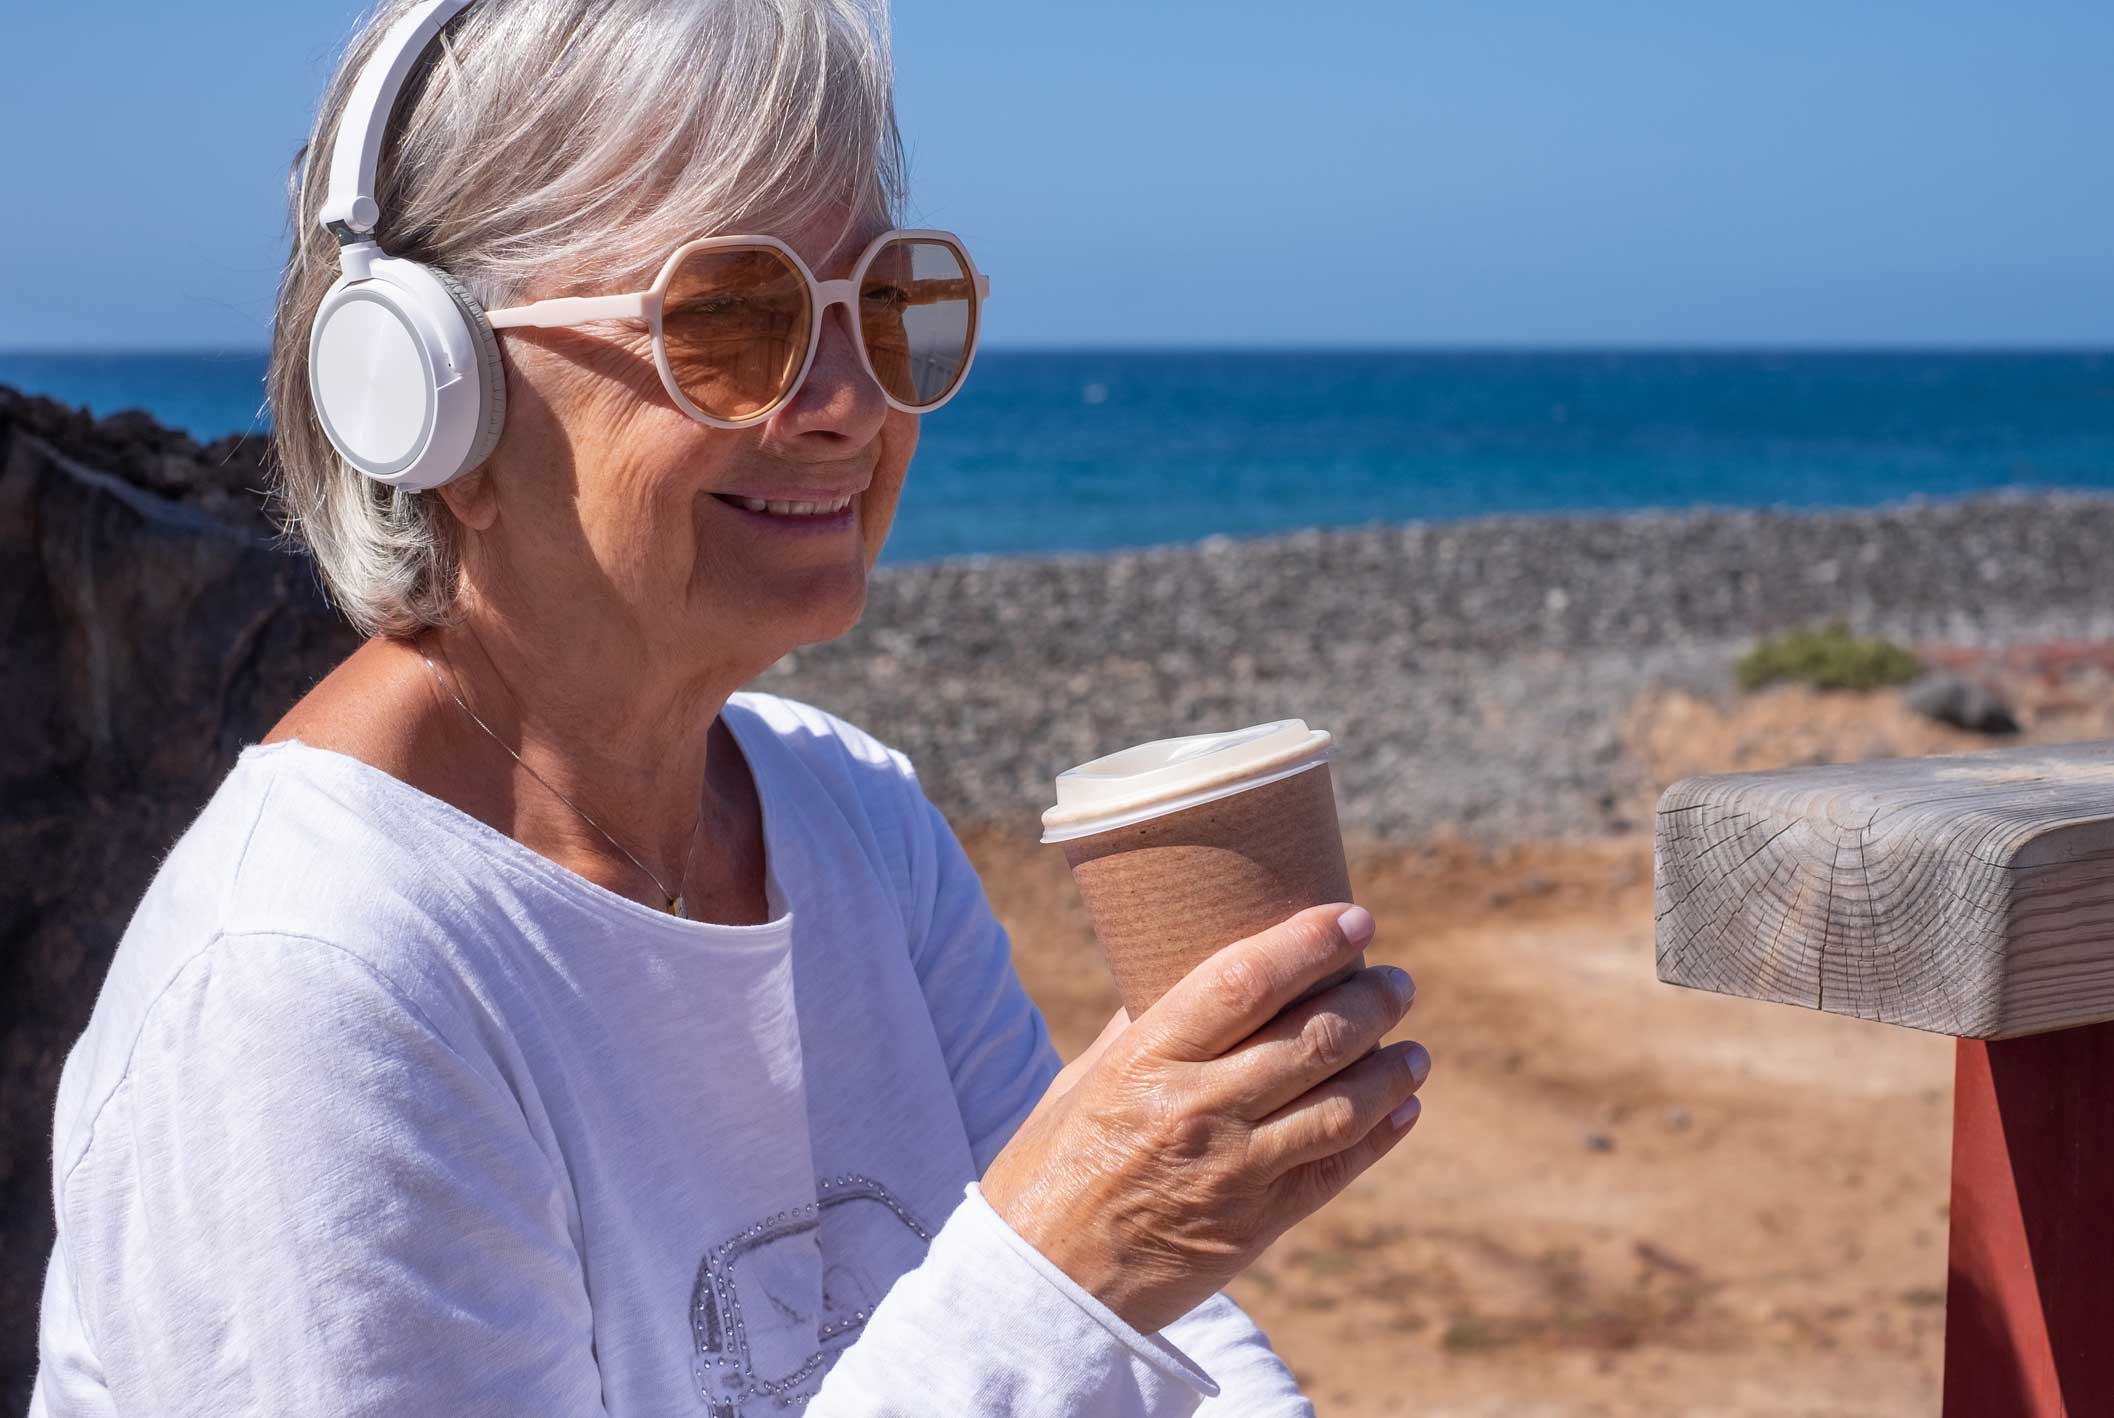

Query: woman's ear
<box><xmin>435</xmin><ymin>465</ymin><xmax>499</xmax><ymax>531</ymax></box>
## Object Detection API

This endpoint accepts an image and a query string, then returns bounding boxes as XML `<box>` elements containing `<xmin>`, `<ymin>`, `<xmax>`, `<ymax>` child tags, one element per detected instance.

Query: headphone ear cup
<box><xmin>425</xmin><ymin>264</ymin><xmax>507</xmax><ymax>476</ymax></box>
<box><xmin>308</xmin><ymin>254</ymin><xmax>507</xmax><ymax>492</ymax></box>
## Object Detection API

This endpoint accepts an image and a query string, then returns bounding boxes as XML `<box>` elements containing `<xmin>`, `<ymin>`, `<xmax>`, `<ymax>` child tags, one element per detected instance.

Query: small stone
<box><xmin>1903</xmin><ymin>672</ymin><xmax>2020</xmax><ymax>734</ymax></box>
<box><xmin>1584</xmin><ymin>1131</ymin><xmax>1616</xmax><ymax>1153</ymax></box>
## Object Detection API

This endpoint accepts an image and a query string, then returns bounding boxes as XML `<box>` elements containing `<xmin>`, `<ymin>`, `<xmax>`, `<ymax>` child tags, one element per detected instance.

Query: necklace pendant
<box><xmin>670</xmin><ymin>894</ymin><xmax>685</xmax><ymax>919</ymax></box>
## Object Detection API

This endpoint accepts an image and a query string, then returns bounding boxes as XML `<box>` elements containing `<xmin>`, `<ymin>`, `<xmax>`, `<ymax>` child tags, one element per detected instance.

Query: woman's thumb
<box><xmin>1047</xmin><ymin>1005</ymin><xmax>1132</xmax><ymax>1101</ymax></box>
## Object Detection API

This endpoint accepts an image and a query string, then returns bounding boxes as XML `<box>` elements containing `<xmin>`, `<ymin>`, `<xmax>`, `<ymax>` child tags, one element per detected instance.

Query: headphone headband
<box><xmin>304</xmin><ymin>0</ymin><xmax>504</xmax><ymax>490</ymax></box>
<box><xmin>318</xmin><ymin>0</ymin><xmax>476</xmax><ymax>242</ymax></box>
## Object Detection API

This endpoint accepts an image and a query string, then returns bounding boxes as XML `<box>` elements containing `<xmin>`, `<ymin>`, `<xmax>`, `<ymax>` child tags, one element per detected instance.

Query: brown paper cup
<box><xmin>1057</xmin><ymin>761</ymin><xmax>1359</xmax><ymax>1017</ymax></box>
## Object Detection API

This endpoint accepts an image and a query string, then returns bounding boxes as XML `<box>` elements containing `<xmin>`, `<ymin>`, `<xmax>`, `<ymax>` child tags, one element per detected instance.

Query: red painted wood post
<box><xmin>1943</xmin><ymin>1021</ymin><xmax>2114</xmax><ymax>1416</ymax></box>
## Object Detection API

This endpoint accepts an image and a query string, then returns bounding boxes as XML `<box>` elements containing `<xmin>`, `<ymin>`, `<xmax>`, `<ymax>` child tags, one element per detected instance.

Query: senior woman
<box><xmin>32</xmin><ymin>0</ymin><xmax>1430</xmax><ymax>1413</ymax></box>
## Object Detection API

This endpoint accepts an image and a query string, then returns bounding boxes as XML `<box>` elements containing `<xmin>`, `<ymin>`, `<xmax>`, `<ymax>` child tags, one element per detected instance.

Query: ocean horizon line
<box><xmin>5</xmin><ymin>342</ymin><xmax>2113</xmax><ymax>360</ymax></box>
<box><xmin>8</xmin><ymin>347</ymin><xmax>2111</xmax><ymax>565</ymax></box>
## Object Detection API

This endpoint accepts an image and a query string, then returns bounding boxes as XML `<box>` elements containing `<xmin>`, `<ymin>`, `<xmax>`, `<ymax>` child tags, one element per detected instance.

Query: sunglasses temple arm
<box><xmin>487</xmin><ymin>292</ymin><xmax>649</xmax><ymax>330</ymax></box>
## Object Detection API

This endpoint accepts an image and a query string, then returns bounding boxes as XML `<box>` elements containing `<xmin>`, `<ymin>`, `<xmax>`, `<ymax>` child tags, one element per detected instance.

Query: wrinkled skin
<box><xmin>981</xmin><ymin>903</ymin><xmax>1431</xmax><ymax>1333</ymax></box>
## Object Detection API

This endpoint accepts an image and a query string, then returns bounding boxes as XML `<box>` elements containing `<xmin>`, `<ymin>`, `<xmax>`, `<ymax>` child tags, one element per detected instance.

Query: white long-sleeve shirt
<box><xmin>32</xmin><ymin>691</ymin><xmax>1312</xmax><ymax>1416</ymax></box>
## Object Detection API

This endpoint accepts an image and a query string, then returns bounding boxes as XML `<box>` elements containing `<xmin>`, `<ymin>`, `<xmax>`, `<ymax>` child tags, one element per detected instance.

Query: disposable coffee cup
<box><xmin>1041</xmin><ymin>720</ymin><xmax>1360</xmax><ymax>1017</ymax></box>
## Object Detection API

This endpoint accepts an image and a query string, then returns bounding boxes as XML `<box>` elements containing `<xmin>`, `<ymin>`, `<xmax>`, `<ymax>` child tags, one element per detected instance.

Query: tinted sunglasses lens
<box><xmin>860</xmin><ymin>238</ymin><xmax>976</xmax><ymax>408</ymax></box>
<box><xmin>661</xmin><ymin>247</ymin><xmax>811</xmax><ymax>420</ymax></box>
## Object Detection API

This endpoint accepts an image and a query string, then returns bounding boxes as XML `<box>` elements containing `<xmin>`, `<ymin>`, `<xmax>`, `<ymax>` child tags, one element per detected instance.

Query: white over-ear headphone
<box><xmin>307</xmin><ymin>0</ymin><xmax>504</xmax><ymax>492</ymax></box>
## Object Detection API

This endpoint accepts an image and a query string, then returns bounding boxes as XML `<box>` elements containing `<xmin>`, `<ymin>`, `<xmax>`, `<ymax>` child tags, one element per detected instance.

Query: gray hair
<box><xmin>264</xmin><ymin>0</ymin><xmax>907</xmax><ymax>638</ymax></box>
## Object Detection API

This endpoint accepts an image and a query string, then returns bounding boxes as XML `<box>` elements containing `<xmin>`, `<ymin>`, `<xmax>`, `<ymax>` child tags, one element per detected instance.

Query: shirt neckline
<box><xmin>236</xmin><ymin>691</ymin><xmax>794</xmax><ymax>943</ymax></box>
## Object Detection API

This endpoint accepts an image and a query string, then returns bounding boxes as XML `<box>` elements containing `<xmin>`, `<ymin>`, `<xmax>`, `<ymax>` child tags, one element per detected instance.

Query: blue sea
<box><xmin>5</xmin><ymin>348</ymin><xmax>2111</xmax><ymax>564</ymax></box>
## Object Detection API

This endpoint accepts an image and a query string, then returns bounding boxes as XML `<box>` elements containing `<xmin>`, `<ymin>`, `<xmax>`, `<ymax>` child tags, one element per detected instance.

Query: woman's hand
<box><xmin>1044</xmin><ymin>1003</ymin><xmax>1132</xmax><ymax>1105</ymax></box>
<box><xmin>980</xmin><ymin>903</ymin><xmax>1427</xmax><ymax>1334</ymax></box>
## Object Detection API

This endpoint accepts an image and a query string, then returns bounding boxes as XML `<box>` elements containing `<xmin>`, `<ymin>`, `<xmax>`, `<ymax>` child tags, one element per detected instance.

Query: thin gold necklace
<box><xmin>419</xmin><ymin>644</ymin><xmax>707</xmax><ymax>918</ymax></box>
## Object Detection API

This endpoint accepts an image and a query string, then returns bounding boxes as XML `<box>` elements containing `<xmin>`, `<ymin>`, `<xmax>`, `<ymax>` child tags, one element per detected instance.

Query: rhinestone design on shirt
<box><xmin>690</xmin><ymin>1173</ymin><xmax>933</xmax><ymax>1415</ymax></box>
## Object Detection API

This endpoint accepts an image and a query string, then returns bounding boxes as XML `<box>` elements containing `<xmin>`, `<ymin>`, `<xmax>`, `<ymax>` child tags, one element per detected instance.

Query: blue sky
<box><xmin>4</xmin><ymin>0</ymin><xmax>2110</xmax><ymax>350</ymax></box>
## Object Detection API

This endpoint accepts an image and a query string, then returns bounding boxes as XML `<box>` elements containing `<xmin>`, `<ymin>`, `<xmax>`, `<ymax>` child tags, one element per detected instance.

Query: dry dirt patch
<box><xmin>964</xmin><ymin>828</ymin><xmax>1954</xmax><ymax>1417</ymax></box>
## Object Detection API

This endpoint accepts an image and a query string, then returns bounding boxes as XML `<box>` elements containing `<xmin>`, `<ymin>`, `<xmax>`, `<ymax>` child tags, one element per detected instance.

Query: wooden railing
<box><xmin>1655</xmin><ymin>740</ymin><xmax>2114</xmax><ymax>1415</ymax></box>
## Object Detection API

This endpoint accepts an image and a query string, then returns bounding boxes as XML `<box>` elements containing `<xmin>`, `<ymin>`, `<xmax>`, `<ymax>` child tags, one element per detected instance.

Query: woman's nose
<box><xmin>768</xmin><ymin>299</ymin><xmax>888</xmax><ymax>445</ymax></box>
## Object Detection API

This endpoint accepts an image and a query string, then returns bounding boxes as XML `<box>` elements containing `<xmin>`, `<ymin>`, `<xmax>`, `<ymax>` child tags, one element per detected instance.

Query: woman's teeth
<box><xmin>735</xmin><ymin>495</ymin><xmax>852</xmax><ymax>517</ymax></box>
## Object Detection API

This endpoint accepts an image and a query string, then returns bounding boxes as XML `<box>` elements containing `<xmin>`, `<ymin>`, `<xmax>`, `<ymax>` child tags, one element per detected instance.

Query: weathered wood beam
<box><xmin>1653</xmin><ymin>740</ymin><xmax>2114</xmax><ymax>1040</ymax></box>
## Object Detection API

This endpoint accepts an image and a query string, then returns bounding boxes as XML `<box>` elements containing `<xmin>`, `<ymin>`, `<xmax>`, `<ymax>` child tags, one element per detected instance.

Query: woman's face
<box><xmin>448</xmin><ymin>207</ymin><xmax>917</xmax><ymax>677</ymax></box>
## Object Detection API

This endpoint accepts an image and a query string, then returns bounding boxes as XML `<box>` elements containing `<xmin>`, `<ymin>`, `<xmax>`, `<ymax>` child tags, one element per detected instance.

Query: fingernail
<box><xmin>1337</xmin><ymin>905</ymin><xmax>1375</xmax><ymax>948</ymax></box>
<box><xmin>1389</xmin><ymin>1095</ymin><xmax>1423</xmax><ymax>1130</ymax></box>
<box><xmin>1402</xmin><ymin>1042</ymin><xmax>1433</xmax><ymax>1087</ymax></box>
<box><xmin>1385</xmin><ymin>966</ymin><xmax>1415</xmax><ymax>1009</ymax></box>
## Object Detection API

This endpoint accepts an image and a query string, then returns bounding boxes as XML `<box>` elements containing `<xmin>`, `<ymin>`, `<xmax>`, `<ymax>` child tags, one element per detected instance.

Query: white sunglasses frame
<box><xmin>485</xmin><ymin>227</ymin><xmax>991</xmax><ymax>428</ymax></box>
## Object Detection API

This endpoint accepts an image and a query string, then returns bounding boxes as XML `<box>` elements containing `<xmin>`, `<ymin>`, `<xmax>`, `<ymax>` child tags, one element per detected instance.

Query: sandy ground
<box><xmin>971</xmin><ymin>827</ymin><xmax>1953</xmax><ymax>1417</ymax></box>
<box><xmin>960</xmin><ymin>664</ymin><xmax>2114</xmax><ymax>1417</ymax></box>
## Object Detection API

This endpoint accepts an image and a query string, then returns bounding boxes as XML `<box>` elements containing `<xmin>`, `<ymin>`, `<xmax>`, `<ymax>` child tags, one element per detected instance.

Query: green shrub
<box><xmin>1735</xmin><ymin>621</ymin><xmax>1922</xmax><ymax>692</ymax></box>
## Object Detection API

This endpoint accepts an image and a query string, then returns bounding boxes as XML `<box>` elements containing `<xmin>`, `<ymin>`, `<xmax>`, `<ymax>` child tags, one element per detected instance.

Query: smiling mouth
<box><xmin>711</xmin><ymin>493</ymin><xmax>855</xmax><ymax>518</ymax></box>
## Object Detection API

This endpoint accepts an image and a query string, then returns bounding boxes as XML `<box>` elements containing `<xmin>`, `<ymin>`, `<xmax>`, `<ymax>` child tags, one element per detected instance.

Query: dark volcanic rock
<box><xmin>1903</xmin><ymin>671</ymin><xmax>2022</xmax><ymax>734</ymax></box>
<box><xmin>0</xmin><ymin>386</ymin><xmax>357</xmax><ymax>1408</ymax></box>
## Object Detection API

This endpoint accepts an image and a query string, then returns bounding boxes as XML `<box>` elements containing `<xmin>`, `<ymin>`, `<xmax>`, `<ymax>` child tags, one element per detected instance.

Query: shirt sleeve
<box><xmin>809</xmin><ymin>1179</ymin><xmax>1222</xmax><ymax>1414</ymax></box>
<box><xmin>870</xmin><ymin>766</ymin><xmax>1315</xmax><ymax>1416</ymax></box>
<box><xmin>50</xmin><ymin>931</ymin><xmax>607</xmax><ymax>1418</ymax></box>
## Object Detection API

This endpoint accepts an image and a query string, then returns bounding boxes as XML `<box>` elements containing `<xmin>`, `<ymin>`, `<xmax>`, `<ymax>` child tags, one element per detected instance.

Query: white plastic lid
<box><xmin>1040</xmin><ymin>719</ymin><xmax>1334</xmax><ymax>844</ymax></box>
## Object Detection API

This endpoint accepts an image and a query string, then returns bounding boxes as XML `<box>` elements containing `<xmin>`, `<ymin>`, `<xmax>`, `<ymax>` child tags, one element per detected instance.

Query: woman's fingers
<box><xmin>1213</xmin><ymin>964</ymin><xmax>1415</xmax><ymax>1119</ymax></box>
<box><xmin>1273</xmin><ymin>1083</ymin><xmax>1425</xmax><ymax>1216</ymax></box>
<box><xmin>1248</xmin><ymin>1038</ymin><xmax>1431</xmax><ymax>1177</ymax></box>
<box><xmin>1144</xmin><ymin>903</ymin><xmax>1375</xmax><ymax>1062</ymax></box>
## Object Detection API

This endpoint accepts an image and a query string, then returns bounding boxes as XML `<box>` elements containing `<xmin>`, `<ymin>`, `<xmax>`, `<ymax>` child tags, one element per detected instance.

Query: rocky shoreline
<box><xmin>759</xmin><ymin>491</ymin><xmax>2114</xmax><ymax>840</ymax></box>
<box><xmin>9</xmin><ymin>375</ymin><xmax>2114</xmax><ymax>846</ymax></box>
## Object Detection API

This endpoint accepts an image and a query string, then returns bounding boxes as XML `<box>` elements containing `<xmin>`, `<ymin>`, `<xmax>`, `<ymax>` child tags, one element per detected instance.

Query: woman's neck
<box><xmin>414</xmin><ymin>609</ymin><xmax>764</xmax><ymax>908</ymax></box>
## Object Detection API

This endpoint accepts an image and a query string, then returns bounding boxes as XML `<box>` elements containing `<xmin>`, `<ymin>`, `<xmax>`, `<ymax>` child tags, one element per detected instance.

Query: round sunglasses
<box><xmin>486</xmin><ymin>228</ymin><xmax>989</xmax><ymax>427</ymax></box>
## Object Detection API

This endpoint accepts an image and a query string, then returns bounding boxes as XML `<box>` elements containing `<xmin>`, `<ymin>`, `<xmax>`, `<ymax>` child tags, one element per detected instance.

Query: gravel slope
<box><xmin>756</xmin><ymin>493</ymin><xmax>2114</xmax><ymax>839</ymax></box>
